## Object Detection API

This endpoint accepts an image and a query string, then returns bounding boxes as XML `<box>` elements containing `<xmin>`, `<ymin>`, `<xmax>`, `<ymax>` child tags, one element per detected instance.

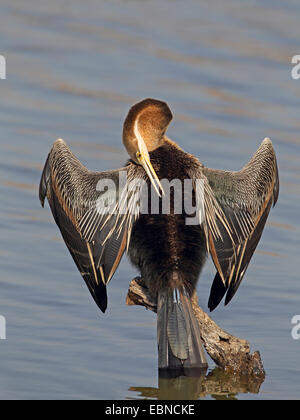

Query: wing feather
<box><xmin>201</xmin><ymin>138</ymin><xmax>279</xmax><ymax>310</ymax></box>
<box><xmin>39</xmin><ymin>139</ymin><xmax>140</xmax><ymax>312</ymax></box>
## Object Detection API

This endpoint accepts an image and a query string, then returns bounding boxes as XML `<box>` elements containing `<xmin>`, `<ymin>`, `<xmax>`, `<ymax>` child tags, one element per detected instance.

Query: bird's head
<box><xmin>123</xmin><ymin>98</ymin><xmax>173</xmax><ymax>196</ymax></box>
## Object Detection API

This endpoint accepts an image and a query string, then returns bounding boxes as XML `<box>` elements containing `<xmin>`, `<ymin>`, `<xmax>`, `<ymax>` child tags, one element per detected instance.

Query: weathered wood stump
<box><xmin>126</xmin><ymin>277</ymin><xmax>265</xmax><ymax>380</ymax></box>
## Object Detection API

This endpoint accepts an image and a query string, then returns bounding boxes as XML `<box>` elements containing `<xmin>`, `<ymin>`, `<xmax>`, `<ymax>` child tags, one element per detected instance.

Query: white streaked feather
<box><xmin>78</xmin><ymin>170</ymin><xmax>143</xmax><ymax>250</ymax></box>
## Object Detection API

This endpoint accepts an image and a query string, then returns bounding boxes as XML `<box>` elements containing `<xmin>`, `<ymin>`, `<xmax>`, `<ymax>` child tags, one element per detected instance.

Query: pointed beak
<box><xmin>137</xmin><ymin>151</ymin><xmax>164</xmax><ymax>197</ymax></box>
<box><xmin>133</xmin><ymin>116</ymin><xmax>164</xmax><ymax>197</ymax></box>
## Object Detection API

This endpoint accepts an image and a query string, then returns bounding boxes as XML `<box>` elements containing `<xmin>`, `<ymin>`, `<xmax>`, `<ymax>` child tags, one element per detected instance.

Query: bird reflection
<box><xmin>129</xmin><ymin>367</ymin><xmax>265</xmax><ymax>400</ymax></box>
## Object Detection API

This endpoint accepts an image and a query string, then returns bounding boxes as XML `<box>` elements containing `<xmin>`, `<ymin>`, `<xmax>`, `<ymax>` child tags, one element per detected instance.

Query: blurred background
<box><xmin>0</xmin><ymin>0</ymin><xmax>299</xmax><ymax>400</ymax></box>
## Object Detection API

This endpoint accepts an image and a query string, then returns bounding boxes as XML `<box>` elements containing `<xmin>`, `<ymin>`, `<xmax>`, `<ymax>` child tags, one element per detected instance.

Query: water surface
<box><xmin>0</xmin><ymin>0</ymin><xmax>300</xmax><ymax>400</ymax></box>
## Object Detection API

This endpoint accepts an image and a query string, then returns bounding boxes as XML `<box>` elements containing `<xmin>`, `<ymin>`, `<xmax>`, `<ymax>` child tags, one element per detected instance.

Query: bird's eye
<box><xmin>136</xmin><ymin>152</ymin><xmax>141</xmax><ymax>159</ymax></box>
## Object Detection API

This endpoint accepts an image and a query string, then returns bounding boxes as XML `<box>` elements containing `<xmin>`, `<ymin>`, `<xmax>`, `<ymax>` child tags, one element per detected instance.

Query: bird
<box><xmin>39</xmin><ymin>98</ymin><xmax>279</xmax><ymax>371</ymax></box>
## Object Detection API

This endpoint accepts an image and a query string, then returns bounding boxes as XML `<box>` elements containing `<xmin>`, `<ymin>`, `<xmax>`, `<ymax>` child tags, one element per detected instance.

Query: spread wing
<box><xmin>39</xmin><ymin>138</ymin><xmax>140</xmax><ymax>313</ymax></box>
<box><xmin>202</xmin><ymin>138</ymin><xmax>279</xmax><ymax>311</ymax></box>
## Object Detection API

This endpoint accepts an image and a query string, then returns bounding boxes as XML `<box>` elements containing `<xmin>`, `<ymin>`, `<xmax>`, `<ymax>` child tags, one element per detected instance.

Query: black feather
<box><xmin>208</xmin><ymin>272</ymin><xmax>227</xmax><ymax>312</ymax></box>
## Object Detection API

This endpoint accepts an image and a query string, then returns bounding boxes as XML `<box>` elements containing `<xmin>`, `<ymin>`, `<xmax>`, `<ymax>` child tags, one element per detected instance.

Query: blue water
<box><xmin>0</xmin><ymin>0</ymin><xmax>300</xmax><ymax>400</ymax></box>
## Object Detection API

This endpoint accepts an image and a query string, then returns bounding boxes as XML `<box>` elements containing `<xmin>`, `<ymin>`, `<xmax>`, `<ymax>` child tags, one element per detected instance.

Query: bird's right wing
<box><xmin>193</xmin><ymin>138</ymin><xmax>279</xmax><ymax>311</ymax></box>
<box><xmin>39</xmin><ymin>139</ymin><xmax>141</xmax><ymax>312</ymax></box>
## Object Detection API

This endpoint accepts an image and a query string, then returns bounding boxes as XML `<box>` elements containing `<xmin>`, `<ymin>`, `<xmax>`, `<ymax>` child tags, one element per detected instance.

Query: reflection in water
<box><xmin>129</xmin><ymin>368</ymin><xmax>265</xmax><ymax>400</ymax></box>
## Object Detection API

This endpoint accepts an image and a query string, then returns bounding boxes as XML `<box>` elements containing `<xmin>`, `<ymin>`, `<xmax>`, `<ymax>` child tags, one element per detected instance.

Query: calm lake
<box><xmin>0</xmin><ymin>0</ymin><xmax>299</xmax><ymax>400</ymax></box>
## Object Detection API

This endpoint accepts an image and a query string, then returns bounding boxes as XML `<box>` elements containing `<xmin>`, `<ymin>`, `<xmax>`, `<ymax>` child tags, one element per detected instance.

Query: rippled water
<box><xmin>0</xmin><ymin>0</ymin><xmax>300</xmax><ymax>400</ymax></box>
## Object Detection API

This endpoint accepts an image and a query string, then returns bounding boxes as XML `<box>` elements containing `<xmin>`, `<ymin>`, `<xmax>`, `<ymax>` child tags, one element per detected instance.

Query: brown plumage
<box><xmin>39</xmin><ymin>98</ymin><xmax>279</xmax><ymax>372</ymax></box>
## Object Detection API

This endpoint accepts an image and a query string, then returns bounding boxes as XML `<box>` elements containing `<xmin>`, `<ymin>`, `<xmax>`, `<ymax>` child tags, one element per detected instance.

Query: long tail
<box><xmin>157</xmin><ymin>286</ymin><xmax>207</xmax><ymax>372</ymax></box>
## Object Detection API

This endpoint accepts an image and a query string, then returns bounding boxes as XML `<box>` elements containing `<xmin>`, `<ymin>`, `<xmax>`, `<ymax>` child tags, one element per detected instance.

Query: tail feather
<box><xmin>157</xmin><ymin>286</ymin><xmax>207</xmax><ymax>371</ymax></box>
<box><xmin>167</xmin><ymin>291</ymin><xmax>189</xmax><ymax>359</ymax></box>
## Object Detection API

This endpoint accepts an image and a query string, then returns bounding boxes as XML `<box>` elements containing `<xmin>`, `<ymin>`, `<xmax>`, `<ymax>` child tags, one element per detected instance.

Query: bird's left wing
<box><xmin>192</xmin><ymin>138</ymin><xmax>279</xmax><ymax>311</ymax></box>
<box><xmin>39</xmin><ymin>139</ymin><xmax>141</xmax><ymax>312</ymax></box>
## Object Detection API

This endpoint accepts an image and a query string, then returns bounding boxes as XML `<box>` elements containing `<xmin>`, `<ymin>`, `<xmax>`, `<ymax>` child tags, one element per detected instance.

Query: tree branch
<box><xmin>126</xmin><ymin>277</ymin><xmax>265</xmax><ymax>380</ymax></box>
